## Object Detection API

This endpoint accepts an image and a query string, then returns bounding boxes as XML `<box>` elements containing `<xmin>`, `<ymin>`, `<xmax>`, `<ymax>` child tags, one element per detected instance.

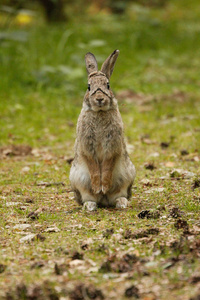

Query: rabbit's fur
<box><xmin>69</xmin><ymin>50</ymin><xmax>136</xmax><ymax>211</ymax></box>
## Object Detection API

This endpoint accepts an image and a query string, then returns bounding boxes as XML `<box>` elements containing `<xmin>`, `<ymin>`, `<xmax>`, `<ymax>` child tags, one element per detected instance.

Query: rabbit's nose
<box><xmin>97</xmin><ymin>97</ymin><xmax>104</xmax><ymax>103</ymax></box>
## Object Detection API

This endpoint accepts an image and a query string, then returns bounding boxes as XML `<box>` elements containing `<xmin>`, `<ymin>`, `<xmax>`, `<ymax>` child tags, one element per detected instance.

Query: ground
<box><xmin>0</xmin><ymin>0</ymin><xmax>200</xmax><ymax>299</ymax></box>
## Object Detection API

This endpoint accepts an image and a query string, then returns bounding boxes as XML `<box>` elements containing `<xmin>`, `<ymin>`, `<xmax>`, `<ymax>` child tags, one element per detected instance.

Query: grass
<box><xmin>0</xmin><ymin>0</ymin><xmax>200</xmax><ymax>299</ymax></box>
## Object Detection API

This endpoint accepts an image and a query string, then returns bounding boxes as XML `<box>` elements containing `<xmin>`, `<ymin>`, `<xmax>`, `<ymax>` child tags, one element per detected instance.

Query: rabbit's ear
<box><xmin>100</xmin><ymin>49</ymin><xmax>119</xmax><ymax>79</ymax></box>
<box><xmin>85</xmin><ymin>52</ymin><xmax>98</xmax><ymax>75</ymax></box>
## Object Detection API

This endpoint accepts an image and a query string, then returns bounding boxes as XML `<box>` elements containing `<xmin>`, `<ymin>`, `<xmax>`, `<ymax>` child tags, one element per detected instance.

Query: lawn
<box><xmin>0</xmin><ymin>0</ymin><xmax>200</xmax><ymax>299</ymax></box>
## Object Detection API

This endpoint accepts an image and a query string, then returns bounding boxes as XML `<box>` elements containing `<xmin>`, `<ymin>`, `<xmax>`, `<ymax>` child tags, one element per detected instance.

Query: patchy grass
<box><xmin>1</xmin><ymin>0</ymin><xmax>200</xmax><ymax>299</ymax></box>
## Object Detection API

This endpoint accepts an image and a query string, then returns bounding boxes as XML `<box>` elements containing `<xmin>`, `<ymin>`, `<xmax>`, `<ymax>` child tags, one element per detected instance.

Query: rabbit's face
<box><xmin>87</xmin><ymin>73</ymin><xmax>113</xmax><ymax>112</ymax></box>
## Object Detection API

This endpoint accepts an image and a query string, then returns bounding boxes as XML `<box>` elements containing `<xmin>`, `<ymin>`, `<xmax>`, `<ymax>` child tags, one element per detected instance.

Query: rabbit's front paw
<box><xmin>92</xmin><ymin>185</ymin><xmax>102</xmax><ymax>194</ymax></box>
<box><xmin>91</xmin><ymin>174</ymin><xmax>101</xmax><ymax>194</ymax></box>
<box><xmin>102</xmin><ymin>182</ymin><xmax>111</xmax><ymax>194</ymax></box>
<box><xmin>101</xmin><ymin>169</ymin><xmax>112</xmax><ymax>194</ymax></box>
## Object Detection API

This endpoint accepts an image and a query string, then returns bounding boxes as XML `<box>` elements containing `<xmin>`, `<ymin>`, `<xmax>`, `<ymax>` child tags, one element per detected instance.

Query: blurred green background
<box><xmin>0</xmin><ymin>0</ymin><xmax>200</xmax><ymax>151</ymax></box>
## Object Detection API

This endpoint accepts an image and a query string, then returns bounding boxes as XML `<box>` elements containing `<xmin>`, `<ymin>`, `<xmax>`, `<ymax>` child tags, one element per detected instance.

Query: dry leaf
<box><xmin>13</xmin><ymin>224</ymin><xmax>31</xmax><ymax>231</ymax></box>
<box><xmin>44</xmin><ymin>226</ymin><xmax>60</xmax><ymax>233</ymax></box>
<box><xmin>20</xmin><ymin>234</ymin><xmax>36</xmax><ymax>243</ymax></box>
<box><xmin>165</xmin><ymin>161</ymin><xmax>175</xmax><ymax>167</ymax></box>
<box><xmin>6</xmin><ymin>202</ymin><xmax>21</xmax><ymax>207</ymax></box>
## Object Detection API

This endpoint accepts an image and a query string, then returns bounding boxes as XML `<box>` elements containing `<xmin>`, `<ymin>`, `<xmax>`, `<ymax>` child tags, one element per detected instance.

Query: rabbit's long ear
<box><xmin>85</xmin><ymin>52</ymin><xmax>98</xmax><ymax>75</ymax></box>
<box><xmin>100</xmin><ymin>49</ymin><xmax>119</xmax><ymax>79</ymax></box>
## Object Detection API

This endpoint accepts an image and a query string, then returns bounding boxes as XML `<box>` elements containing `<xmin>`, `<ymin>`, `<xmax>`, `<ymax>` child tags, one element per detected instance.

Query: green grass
<box><xmin>0</xmin><ymin>0</ymin><xmax>200</xmax><ymax>299</ymax></box>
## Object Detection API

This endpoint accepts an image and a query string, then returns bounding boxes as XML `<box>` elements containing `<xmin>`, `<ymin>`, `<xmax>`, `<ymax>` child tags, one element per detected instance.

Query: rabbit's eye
<box><xmin>88</xmin><ymin>84</ymin><xmax>90</xmax><ymax>91</ymax></box>
<box><xmin>107</xmin><ymin>83</ymin><xmax>110</xmax><ymax>89</ymax></box>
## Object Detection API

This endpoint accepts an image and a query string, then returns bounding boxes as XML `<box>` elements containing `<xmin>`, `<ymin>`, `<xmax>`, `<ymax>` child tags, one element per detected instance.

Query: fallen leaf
<box><xmin>124</xmin><ymin>228</ymin><xmax>159</xmax><ymax>239</ymax></box>
<box><xmin>180</xmin><ymin>149</ymin><xmax>189</xmax><ymax>156</ymax></box>
<box><xmin>70</xmin><ymin>283</ymin><xmax>104</xmax><ymax>300</ymax></box>
<box><xmin>36</xmin><ymin>234</ymin><xmax>46</xmax><ymax>241</ymax></box>
<box><xmin>27</xmin><ymin>208</ymin><xmax>42</xmax><ymax>220</ymax></box>
<box><xmin>169</xmin><ymin>206</ymin><xmax>183</xmax><ymax>218</ymax></box>
<box><xmin>36</xmin><ymin>181</ymin><xmax>65</xmax><ymax>187</ymax></box>
<box><xmin>174</xmin><ymin>219</ymin><xmax>189</xmax><ymax>231</ymax></box>
<box><xmin>192</xmin><ymin>178</ymin><xmax>200</xmax><ymax>190</ymax></box>
<box><xmin>69</xmin><ymin>259</ymin><xmax>85</xmax><ymax>268</ymax></box>
<box><xmin>80</xmin><ymin>238</ymin><xmax>93</xmax><ymax>250</ymax></box>
<box><xmin>44</xmin><ymin>226</ymin><xmax>60</xmax><ymax>233</ymax></box>
<box><xmin>140</xmin><ymin>179</ymin><xmax>152</xmax><ymax>186</ymax></box>
<box><xmin>124</xmin><ymin>285</ymin><xmax>140</xmax><ymax>298</ymax></box>
<box><xmin>71</xmin><ymin>251</ymin><xmax>84</xmax><ymax>260</ymax></box>
<box><xmin>145</xmin><ymin>187</ymin><xmax>165</xmax><ymax>194</ymax></box>
<box><xmin>138</xmin><ymin>209</ymin><xmax>160</xmax><ymax>219</ymax></box>
<box><xmin>20</xmin><ymin>234</ymin><xmax>36</xmax><ymax>243</ymax></box>
<box><xmin>144</xmin><ymin>162</ymin><xmax>157</xmax><ymax>170</ymax></box>
<box><xmin>6</xmin><ymin>202</ymin><xmax>21</xmax><ymax>207</ymax></box>
<box><xmin>160</xmin><ymin>142</ymin><xmax>170</xmax><ymax>148</ymax></box>
<box><xmin>0</xmin><ymin>264</ymin><xmax>7</xmax><ymax>273</ymax></box>
<box><xmin>148</xmin><ymin>152</ymin><xmax>160</xmax><ymax>158</ymax></box>
<box><xmin>165</xmin><ymin>161</ymin><xmax>175</xmax><ymax>167</ymax></box>
<box><xmin>30</xmin><ymin>261</ymin><xmax>44</xmax><ymax>269</ymax></box>
<box><xmin>0</xmin><ymin>145</ymin><xmax>32</xmax><ymax>157</ymax></box>
<box><xmin>103</xmin><ymin>228</ymin><xmax>114</xmax><ymax>238</ymax></box>
<box><xmin>170</xmin><ymin>169</ymin><xmax>195</xmax><ymax>179</ymax></box>
<box><xmin>13</xmin><ymin>224</ymin><xmax>31</xmax><ymax>231</ymax></box>
<box><xmin>141</xmin><ymin>137</ymin><xmax>155</xmax><ymax>145</ymax></box>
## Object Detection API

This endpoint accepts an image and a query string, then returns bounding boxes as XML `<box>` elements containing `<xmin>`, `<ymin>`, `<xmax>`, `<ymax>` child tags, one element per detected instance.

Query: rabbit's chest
<box><xmin>80</xmin><ymin>111</ymin><xmax>122</xmax><ymax>158</ymax></box>
<box><xmin>83</xmin><ymin>127</ymin><xmax>113</xmax><ymax>160</ymax></box>
<box><xmin>93</xmin><ymin>127</ymin><xmax>119</xmax><ymax>160</ymax></box>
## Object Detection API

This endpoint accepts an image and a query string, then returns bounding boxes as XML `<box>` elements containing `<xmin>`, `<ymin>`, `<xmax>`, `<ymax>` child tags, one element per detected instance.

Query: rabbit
<box><xmin>69</xmin><ymin>50</ymin><xmax>136</xmax><ymax>211</ymax></box>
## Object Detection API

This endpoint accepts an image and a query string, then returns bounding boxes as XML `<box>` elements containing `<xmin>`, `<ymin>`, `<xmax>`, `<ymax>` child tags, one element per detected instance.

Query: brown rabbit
<box><xmin>69</xmin><ymin>50</ymin><xmax>136</xmax><ymax>211</ymax></box>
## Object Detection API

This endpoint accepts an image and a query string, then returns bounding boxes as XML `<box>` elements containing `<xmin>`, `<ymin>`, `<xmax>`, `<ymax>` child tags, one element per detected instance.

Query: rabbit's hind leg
<box><xmin>107</xmin><ymin>183</ymin><xmax>131</xmax><ymax>209</ymax></box>
<box><xmin>115</xmin><ymin>182</ymin><xmax>133</xmax><ymax>209</ymax></box>
<box><xmin>70</xmin><ymin>161</ymin><xmax>98</xmax><ymax>210</ymax></box>
<box><xmin>74</xmin><ymin>184</ymin><xmax>98</xmax><ymax>211</ymax></box>
<box><xmin>73</xmin><ymin>189</ymin><xmax>82</xmax><ymax>205</ymax></box>
<box><xmin>116</xmin><ymin>197</ymin><xmax>129</xmax><ymax>209</ymax></box>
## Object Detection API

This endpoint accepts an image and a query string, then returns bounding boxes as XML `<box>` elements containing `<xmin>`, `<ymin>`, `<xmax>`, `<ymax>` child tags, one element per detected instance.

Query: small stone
<box><xmin>21</xmin><ymin>166</ymin><xmax>30</xmax><ymax>172</ymax></box>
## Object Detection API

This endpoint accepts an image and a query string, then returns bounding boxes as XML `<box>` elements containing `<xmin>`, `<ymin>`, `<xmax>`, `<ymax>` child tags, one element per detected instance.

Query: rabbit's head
<box><xmin>84</xmin><ymin>50</ymin><xmax>119</xmax><ymax>112</ymax></box>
